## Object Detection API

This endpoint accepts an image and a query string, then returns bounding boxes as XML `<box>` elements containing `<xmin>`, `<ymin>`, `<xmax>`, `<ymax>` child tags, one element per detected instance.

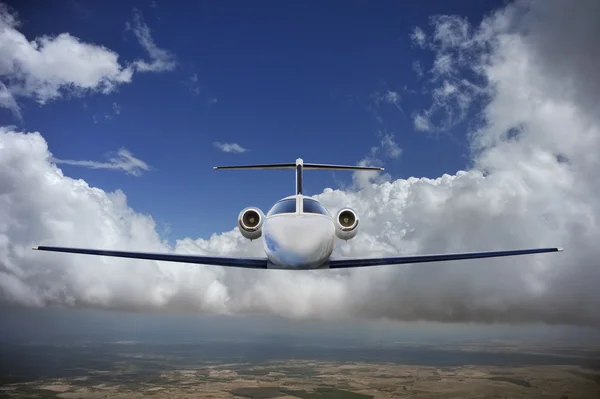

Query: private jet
<box><xmin>33</xmin><ymin>158</ymin><xmax>563</xmax><ymax>269</ymax></box>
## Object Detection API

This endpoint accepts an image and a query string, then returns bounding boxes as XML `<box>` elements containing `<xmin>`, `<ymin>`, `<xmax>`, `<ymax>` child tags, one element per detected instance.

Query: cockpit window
<box><xmin>303</xmin><ymin>199</ymin><xmax>330</xmax><ymax>216</ymax></box>
<box><xmin>267</xmin><ymin>199</ymin><xmax>297</xmax><ymax>216</ymax></box>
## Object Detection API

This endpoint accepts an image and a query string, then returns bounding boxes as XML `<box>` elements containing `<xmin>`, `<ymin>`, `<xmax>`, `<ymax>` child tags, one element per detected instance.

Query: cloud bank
<box><xmin>1</xmin><ymin>0</ymin><xmax>599</xmax><ymax>326</ymax></box>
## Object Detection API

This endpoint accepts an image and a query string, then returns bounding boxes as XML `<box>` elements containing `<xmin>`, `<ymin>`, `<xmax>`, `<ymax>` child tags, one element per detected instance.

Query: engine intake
<box><xmin>334</xmin><ymin>208</ymin><xmax>359</xmax><ymax>240</ymax></box>
<box><xmin>238</xmin><ymin>207</ymin><xmax>265</xmax><ymax>240</ymax></box>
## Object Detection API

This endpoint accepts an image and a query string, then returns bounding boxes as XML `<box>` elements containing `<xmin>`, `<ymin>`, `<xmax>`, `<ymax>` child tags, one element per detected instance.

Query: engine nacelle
<box><xmin>334</xmin><ymin>208</ymin><xmax>359</xmax><ymax>240</ymax></box>
<box><xmin>237</xmin><ymin>207</ymin><xmax>265</xmax><ymax>240</ymax></box>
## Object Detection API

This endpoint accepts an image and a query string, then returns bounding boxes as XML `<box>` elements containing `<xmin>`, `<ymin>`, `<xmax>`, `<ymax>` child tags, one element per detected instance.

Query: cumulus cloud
<box><xmin>0</xmin><ymin>4</ymin><xmax>174</xmax><ymax>118</ymax></box>
<box><xmin>1</xmin><ymin>0</ymin><xmax>600</xmax><ymax>326</ymax></box>
<box><xmin>52</xmin><ymin>148</ymin><xmax>151</xmax><ymax>176</ymax></box>
<box><xmin>213</xmin><ymin>142</ymin><xmax>248</xmax><ymax>154</ymax></box>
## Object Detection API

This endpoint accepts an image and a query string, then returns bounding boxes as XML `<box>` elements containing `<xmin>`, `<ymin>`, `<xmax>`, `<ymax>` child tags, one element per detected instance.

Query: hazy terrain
<box><xmin>1</xmin><ymin>308</ymin><xmax>599</xmax><ymax>398</ymax></box>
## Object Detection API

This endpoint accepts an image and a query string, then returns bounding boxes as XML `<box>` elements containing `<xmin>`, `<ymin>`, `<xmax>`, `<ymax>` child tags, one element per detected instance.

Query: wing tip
<box><xmin>557</xmin><ymin>247</ymin><xmax>564</xmax><ymax>252</ymax></box>
<box><xmin>32</xmin><ymin>246</ymin><xmax>39</xmax><ymax>250</ymax></box>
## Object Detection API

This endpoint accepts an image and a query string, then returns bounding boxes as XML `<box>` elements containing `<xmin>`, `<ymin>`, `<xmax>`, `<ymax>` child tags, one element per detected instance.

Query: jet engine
<box><xmin>237</xmin><ymin>207</ymin><xmax>265</xmax><ymax>240</ymax></box>
<box><xmin>334</xmin><ymin>208</ymin><xmax>359</xmax><ymax>240</ymax></box>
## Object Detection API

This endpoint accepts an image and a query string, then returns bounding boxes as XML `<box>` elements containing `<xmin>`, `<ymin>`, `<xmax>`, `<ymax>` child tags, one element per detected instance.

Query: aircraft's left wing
<box><xmin>328</xmin><ymin>247</ymin><xmax>563</xmax><ymax>269</ymax></box>
<box><xmin>32</xmin><ymin>246</ymin><xmax>268</xmax><ymax>269</ymax></box>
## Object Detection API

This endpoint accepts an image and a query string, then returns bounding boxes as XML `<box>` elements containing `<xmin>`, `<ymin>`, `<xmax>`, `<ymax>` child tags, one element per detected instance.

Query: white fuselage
<box><xmin>261</xmin><ymin>195</ymin><xmax>336</xmax><ymax>269</ymax></box>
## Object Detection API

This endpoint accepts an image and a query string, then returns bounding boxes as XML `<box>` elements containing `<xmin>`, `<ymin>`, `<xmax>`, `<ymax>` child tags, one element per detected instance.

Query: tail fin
<box><xmin>214</xmin><ymin>158</ymin><xmax>383</xmax><ymax>195</ymax></box>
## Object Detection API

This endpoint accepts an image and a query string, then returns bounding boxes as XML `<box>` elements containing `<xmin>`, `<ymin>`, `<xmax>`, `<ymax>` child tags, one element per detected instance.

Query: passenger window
<box><xmin>267</xmin><ymin>199</ymin><xmax>297</xmax><ymax>216</ymax></box>
<box><xmin>303</xmin><ymin>199</ymin><xmax>330</xmax><ymax>216</ymax></box>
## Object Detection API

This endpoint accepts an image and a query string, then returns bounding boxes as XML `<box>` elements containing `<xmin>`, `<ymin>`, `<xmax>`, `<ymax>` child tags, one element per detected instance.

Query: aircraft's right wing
<box><xmin>328</xmin><ymin>247</ymin><xmax>563</xmax><ymax>269</ymax></box>
<box><xmin>33</xmin><ymin>246</ymin><xmax>268</xmax><ymax>269</ymax></box>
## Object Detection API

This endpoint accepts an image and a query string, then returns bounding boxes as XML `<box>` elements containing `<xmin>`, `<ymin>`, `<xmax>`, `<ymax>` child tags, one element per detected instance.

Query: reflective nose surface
<box><xmin>263</xmin><ymin>215</ymin><xmax>335</xmax><ymax>269</ymax></box>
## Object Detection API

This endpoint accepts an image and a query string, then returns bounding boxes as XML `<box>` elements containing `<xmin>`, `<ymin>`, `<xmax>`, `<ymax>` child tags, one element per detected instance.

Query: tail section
<box><xmin>214</xmin><ymin>158</ymin><xmax>383</xmax><ymax>195</ymax></box>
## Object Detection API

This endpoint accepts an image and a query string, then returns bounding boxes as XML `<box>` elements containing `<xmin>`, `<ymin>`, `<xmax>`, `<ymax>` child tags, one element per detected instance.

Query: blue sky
<box><xmin>1</xmin><ymin>0</ymin><xmax>504</xmax><ymax>240</ymax></box>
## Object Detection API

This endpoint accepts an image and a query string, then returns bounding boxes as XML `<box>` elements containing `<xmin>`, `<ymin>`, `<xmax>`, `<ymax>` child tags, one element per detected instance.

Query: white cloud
<box><xmin>1</xmin><ymin>0</ymin><xmax>600</xmax><ymax>326</ymax></box>
<box><xmin>368</xmin><ymin>89</ymin><xmax>404</xmax><ymax>124</ymax></box>
<box><xmin>185</xmin><ymin>73</ymin><xmax>200</xmax><ymax>96</ymax></box>
<box><xmin>379</xmin><ymin>133</ymin><xmax>402</xmax><ymax>159</ymax></box>
<box><xmin>381</xmin><ymin>90</ymin><xmax>401</xmax><ymax>107</ymax></box>
<box><xmin>372</xmin><ymin>89</ymin><xmax>402</xmax><ymax>111</ymax></box>
<box><xmin>126</xmin><ymin>8</ymin><xmax>176</xmax><ymax>73</ymax></box>
<box><xmin>429</xmin><ymin>15</ymin><xmax>471</xmax><ymax>50</ymax></box>
<box><xmin>412</xmin><ymin>60</ymin><xmax>424</xmax><ymax>78</ymax></box>
<box><xmin>91</xmin><ymin>102</ymin><xmax>122</xmax><ymax>123</ymax></box>
<box><xmin>0</xmin><ymin>81</ymin><xmax>20</xmax><ymax>118</ymax></box>
<box><xmin>352</xmin><ymin>132</ymin><xmax>401</xmax><ymax>190</ymax></box>
<box><xmin>413</xmin><ymin>112</ymin><xmax>433</xmax><ymax>132</ymax></box>
<box><xmin>409</xmin><ymin>14</ymin><xmax>489</xmax><ymax>133</ymax></box>
<box><xmin>410</xmin><ymin>27</ymin><xmax>427</xmax><ymax>48</ymax></box>
<box><xmin>0</xmin><ymin>4</ymin><xmax>175</xmax><ymax>118</ymax></box>
<box><xmin>52</xmin><ymin>148</ymin><xmax>151</xmax><ymax>176</ymax></box>
<box><xmin>213</xmin><ymin>142</ymin><xmax>248</xmax><ymax>154</ymax></box>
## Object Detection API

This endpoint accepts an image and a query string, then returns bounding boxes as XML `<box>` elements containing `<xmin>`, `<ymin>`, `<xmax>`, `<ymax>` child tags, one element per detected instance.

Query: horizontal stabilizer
<box><xmin>214</xmin><ymin>159</ymin><xmax>383</xmax><ymax>195</ymax></box>
<box><xmin>214</xmin><ymin>163</ymin><xmax>297</xmax><ymax>170</ymax></box>
<box><xmin>214</xmin><ymin>162</ymin><xmax>383</xmax><ymax>171</ymax></box>
<box><xmin>304</xmin><ymin>163</ymin><xmax>384</xmax><ymax>171</ymax></box>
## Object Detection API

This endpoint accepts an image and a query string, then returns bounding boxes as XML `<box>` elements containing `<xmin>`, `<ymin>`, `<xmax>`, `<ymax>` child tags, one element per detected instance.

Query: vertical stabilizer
<box><xmin>296</xmin><ymin>158</ymin><xmax>303</xmax><ymax>195</ymax></box>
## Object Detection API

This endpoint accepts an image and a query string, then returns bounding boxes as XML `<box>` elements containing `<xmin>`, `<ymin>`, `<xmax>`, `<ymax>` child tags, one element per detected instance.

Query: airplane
<box><xmin>33</xmin><ymin>158</ymin><xmax>563</xmax><ymax>270</ymax></box>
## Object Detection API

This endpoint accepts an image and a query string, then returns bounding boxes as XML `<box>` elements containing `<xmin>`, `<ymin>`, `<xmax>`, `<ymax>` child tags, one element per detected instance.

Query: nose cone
<box><xmin>263</xmin><ymin>215</ymin><xmax>335</xmax><ymax>269</ymax></box>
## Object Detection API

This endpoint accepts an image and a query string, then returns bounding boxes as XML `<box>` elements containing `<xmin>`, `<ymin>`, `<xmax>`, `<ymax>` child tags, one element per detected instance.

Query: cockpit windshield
<box><xmin>267</xmin><ymin>199</ymin><xmax>297</xmax><ymax>216</ymax></box>
<box><xmin>303</xmin><ymin>199</ymin><xmax>330</xmax><ymax>216</ymax></box>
